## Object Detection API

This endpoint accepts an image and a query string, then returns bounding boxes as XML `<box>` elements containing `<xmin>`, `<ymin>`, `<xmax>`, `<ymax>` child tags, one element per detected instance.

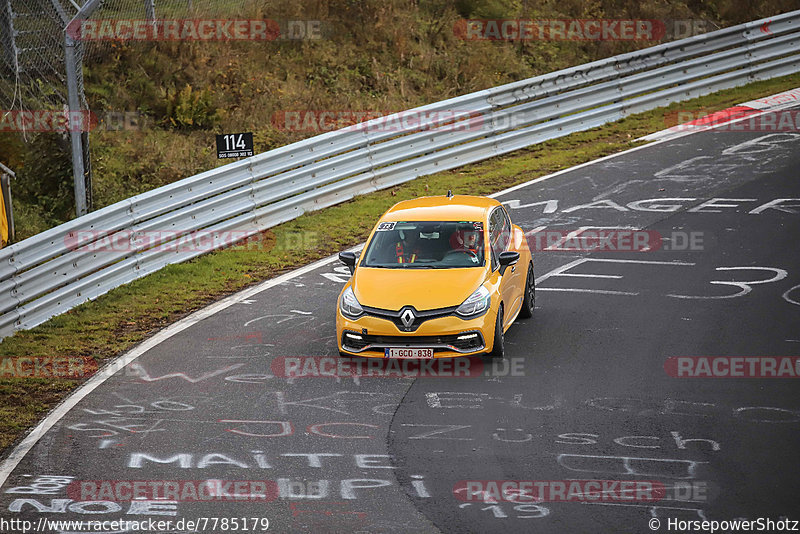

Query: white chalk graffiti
<box><xmin>504</xmin><ymin>196</ymin><xmax>800</xmax><ymax>215</ymax></box>
<box><xmin>556</xmin><ymin>454</ymin><xmax>706</xmax><ymax>479</ymax></box>
<box><xmin>668</xmin><ymin>267</ymin><xmax>788</xmax><ymax>299</ymax></box>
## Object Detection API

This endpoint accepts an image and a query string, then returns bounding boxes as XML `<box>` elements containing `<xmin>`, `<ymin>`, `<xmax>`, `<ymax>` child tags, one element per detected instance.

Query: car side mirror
<box><xmin>339</xmin><ymin>251</ymin><xmax>357</xmax><ymax>275</ymax></box>
<box><xmin>498</xmin><ymin>251</ymin><xmax>519</xmax><ymax>275</ymax></box>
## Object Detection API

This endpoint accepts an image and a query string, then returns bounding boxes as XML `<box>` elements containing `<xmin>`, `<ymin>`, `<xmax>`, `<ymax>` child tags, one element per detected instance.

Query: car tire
<box><xmin>339</xmin><ymin>351</ymin><xmax>351</xmax><ymax>358</ymax></box>
<box><xmin>519</xmin><ymin>263</ymin><xmax>535</xmax><ymax>319</ymax></box>
<box><xmin>489</xmin><ymin>305</ymin><xmax>505</xmax><ymax>359</ymax></box>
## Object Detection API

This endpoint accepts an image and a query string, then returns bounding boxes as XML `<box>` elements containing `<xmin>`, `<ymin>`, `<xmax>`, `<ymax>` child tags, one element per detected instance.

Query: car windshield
<box><xmin>361</xmin><ymin>221</ymin><xmax>485</xmax><ymax>268</ymax></box>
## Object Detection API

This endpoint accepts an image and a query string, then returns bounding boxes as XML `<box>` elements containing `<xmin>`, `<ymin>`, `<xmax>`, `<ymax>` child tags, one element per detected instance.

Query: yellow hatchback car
<box><xmin>336</xmin><ymin>194</ymin><xmax>534</xmax><ymax>359</ymax></box>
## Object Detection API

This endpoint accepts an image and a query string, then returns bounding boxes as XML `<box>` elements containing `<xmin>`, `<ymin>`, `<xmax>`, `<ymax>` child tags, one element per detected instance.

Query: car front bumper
<box><xmin>336</xmin><ymin>308</ymin><xmax>498</xmax><ymax>358</ymax></box>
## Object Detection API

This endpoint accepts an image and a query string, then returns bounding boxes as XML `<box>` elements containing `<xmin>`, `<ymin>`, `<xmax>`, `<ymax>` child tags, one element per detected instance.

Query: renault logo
<box><xmin>400</xmin><ymin>309</ymin><xmax>415</xmax><ymax>328</ymax></box>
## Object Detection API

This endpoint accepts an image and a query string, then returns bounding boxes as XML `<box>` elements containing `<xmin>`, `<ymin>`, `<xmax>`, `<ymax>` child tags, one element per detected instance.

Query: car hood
<box><xmin>352</xmin><ymin>267</ymin><xmax>488</xmax><ymax>311</ymax></box>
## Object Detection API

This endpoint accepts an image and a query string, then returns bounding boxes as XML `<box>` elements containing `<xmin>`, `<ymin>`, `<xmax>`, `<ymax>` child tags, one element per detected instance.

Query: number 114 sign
<box><xmin>216</xmin><ymin>132</ymin><xmax>254</xmax><ymax>159</ymax></box>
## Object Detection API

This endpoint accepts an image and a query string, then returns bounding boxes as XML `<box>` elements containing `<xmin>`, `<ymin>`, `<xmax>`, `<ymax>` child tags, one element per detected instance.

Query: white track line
<box><xmin>0</xmin><ymin>96</ymin><xmax>787</xmax><ymax>487</ymax></box>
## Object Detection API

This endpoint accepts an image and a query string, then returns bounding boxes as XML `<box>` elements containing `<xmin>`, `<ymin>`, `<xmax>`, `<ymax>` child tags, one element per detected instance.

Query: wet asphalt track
<box><xmin>1</xmin><ymin>121</ymin><xmax>799</xmax><ymax>534</ymax></box>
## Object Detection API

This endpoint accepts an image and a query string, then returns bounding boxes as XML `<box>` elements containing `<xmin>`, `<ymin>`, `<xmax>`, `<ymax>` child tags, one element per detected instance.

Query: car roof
<box><xmin>380</xmin><ymin>195</ymin><xmax>501</xmax><ymax>222</ymax></box>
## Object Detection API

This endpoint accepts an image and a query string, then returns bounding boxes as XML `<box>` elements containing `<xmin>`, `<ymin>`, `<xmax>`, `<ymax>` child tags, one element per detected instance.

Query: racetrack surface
<box><xmin>1</xmin><ymin>120</ymin><xmax>799</xmax><ymax>533</ymax></box>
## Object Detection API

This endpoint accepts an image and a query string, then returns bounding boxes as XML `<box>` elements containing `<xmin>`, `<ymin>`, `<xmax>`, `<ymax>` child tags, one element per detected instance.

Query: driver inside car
<box><xmin>449</xmin><ymin>228</ymin><xmax>482</xmax><ymax>256</ymax></box>
<box><xmin>395</xmin><ymin>229</ymin><xmax>423</xmax><ymax>263</ymax></box>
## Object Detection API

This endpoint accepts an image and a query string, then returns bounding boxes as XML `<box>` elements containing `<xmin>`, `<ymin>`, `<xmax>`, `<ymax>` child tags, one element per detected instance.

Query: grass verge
<box><xmin>1</xmin><ymin>72</ymin><xmax>799</xmax><ymax>455</ymax></box>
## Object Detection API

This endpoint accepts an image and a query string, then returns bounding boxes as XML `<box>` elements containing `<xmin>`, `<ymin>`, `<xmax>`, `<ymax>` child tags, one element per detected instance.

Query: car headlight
<box><xmin>340</xmin><ymin>286</ymin><xmax>364</xmax><ymax>318</ymax></box>
<box><xmin>455</xmin><ymin>286</ymin><xmax>491</xmax><ymax>318</ymax></box>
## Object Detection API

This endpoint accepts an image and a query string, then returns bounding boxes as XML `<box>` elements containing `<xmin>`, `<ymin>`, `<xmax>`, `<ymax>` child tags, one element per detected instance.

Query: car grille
<box><xmin>361</xmin><ymin>305</ymin><xmax>460</xmax><ymax>332</ymax></box>
<box><xmin>341</xmin><ymin>331</ymin><xmax>485</xmax><ymax>354</ymax></box>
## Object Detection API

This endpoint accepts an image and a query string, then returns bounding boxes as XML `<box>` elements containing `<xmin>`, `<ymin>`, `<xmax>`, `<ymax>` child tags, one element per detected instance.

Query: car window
<box><xmin>499</xmin><ymin>207</ymin><xmax>511</xmax><ymax>251</ymax></box>
<box><xmin>488</xmin><ymin>209</ymin><xmax>499</xmax><ymax>269</ymax></box>
<box><xmin>361</xmin><ymin>221</ymin><xmax>485</xmax><ymax>268</ymax></box>
<box><xmin>489</xmin><ymin>207</ymin><xmax>510</xmax><ymax>269</ymax></box>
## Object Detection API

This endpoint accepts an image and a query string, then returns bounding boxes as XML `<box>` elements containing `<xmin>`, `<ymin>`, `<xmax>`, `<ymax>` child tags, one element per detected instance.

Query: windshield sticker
<box><xmin>376</xmin><ymin>222</ymin><xmax>396</xmax><ymax>231</ymax></box>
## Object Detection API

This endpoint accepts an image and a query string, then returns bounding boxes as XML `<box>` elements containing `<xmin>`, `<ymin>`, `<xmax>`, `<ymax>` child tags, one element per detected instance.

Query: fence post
<box><xmin>64</xmin><ymin>35</ymin><xmax>87</xmax><ymax>217</ymax></box>
<box><xmin>63</xmin><ymin>0</ymin><xmax>103</xmax><ymax>217</ymax></box>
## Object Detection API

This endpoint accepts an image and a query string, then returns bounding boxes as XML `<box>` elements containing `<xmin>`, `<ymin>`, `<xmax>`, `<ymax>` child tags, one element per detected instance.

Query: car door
<box><xmin>489</xmin><ymin>207</ymin><xmax>520</xmax><ymax>327</ymax></box>
<box><xmin>498</xmin><ymin>206</ymin><xmax>524</xmax><ymax>319</ymax></box>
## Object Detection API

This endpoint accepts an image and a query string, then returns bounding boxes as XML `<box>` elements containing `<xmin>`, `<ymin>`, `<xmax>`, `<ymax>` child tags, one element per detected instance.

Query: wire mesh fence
<box><xmin>0</xmin><ymin>0</ymin><xmax>241</xmax><ymax>112</ymax></box>
<box><xmin>0</xmin><ymin>0</ymin><xmax>74</xmax><ymax>113</ymax></box>
<box><xmin>0</xmin><ymin>0</ymin><xmax>246</xmax><ymax>217</ymax></box>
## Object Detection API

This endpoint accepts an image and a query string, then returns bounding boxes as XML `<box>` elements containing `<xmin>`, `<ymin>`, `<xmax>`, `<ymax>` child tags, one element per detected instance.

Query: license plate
<box><xmin>385</xmin><ymin>347</ymin><xmax>434</xmax><ymax>359</ymax></box>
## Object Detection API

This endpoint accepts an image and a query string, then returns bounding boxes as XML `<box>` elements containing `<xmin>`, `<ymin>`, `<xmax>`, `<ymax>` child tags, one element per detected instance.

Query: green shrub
<box><xmin>163</xmin><ymin>84</ymin><xmax>222</xmax><ymax>129</ymax></box>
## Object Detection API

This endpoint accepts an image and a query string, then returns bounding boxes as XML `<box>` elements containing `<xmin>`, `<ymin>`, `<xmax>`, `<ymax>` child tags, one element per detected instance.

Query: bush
<box><xmin>162</xmin><ymin>84</ymin><xmax>222</xmax><ymax>130</ymax></box>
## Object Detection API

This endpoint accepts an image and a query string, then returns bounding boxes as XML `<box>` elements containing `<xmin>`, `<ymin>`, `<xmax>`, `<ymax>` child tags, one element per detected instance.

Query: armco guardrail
<box><xmin>0</xmin><ymin>11</ymin><xmax>798</xmax><ymax>339</ymax></box>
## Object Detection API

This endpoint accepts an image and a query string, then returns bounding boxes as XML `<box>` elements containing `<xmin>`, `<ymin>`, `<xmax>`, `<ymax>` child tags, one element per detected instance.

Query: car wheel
<box><xmin>489</xmin><ymin>305</ymin><xmax>505</xmax><ymax>359</ymax></box>
<box><xmin>519</xmin><ymin>263</ymin><xmax>535</xmax><ymax>319</ymax></box>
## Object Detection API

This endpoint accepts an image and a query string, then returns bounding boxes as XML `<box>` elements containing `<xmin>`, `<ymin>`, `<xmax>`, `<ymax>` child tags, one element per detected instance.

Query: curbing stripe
<box><xmin>639</xmin><ymin>87</ymin><xmax>800</xmax><ymax>142</ymax></box>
